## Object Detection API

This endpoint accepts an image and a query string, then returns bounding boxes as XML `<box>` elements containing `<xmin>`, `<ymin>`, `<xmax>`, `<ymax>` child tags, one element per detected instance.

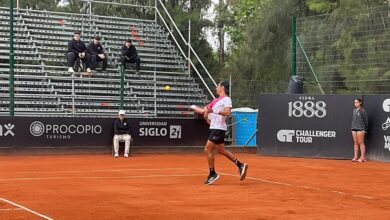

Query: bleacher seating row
<box><xmin>0</xmin><ymin>7</ymin><xmax>208</xmax><ymax>117</ymax></box>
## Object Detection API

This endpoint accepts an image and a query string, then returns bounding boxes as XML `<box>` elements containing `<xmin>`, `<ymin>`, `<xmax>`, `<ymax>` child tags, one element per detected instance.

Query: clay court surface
<box><xmin>0</xmin><ymin>153</ymin><xmax>389</xmax><ymax>220</ymax></box>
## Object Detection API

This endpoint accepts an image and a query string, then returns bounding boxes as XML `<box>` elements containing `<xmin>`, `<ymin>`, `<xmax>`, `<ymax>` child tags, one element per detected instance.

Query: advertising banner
<box><xmin>258</xmin><ymin>94</ymin><xmax>358</xmax><ymax>158</ymax></box>
<box><xmin>258</xmin><ymin>94</ymin><xmax>390</xmax><ymax>161</ymax></box>
<box><xmin>363</xmin><ymin>95</ymin><xmax>390</xmax><ymax>161</ymax></box>
<box><xmin>0</xmin><ymin>117</ymin><xmax>209</xmax><ymax>147</ymax></box>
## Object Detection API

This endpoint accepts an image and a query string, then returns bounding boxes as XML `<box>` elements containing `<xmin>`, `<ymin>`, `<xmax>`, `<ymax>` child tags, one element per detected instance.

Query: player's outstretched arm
<box><xmin>190</xmin><ymin>105</ymin><xmax>210</xmax><ymax>114</ymax></box>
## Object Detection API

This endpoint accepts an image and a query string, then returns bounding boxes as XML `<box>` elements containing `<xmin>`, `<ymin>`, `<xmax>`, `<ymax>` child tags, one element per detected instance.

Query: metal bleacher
<box><xmin>0</xmin><ymin>7</ymin><xmax>208</xmax><ymax>117</ymax></box>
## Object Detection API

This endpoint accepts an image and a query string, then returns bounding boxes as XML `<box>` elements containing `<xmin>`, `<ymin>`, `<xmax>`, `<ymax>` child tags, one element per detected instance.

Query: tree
<box><xmin>300</xmin><ymin>0</ymin><xmax>389</xmax><ymax>94</ymax></box>
<box><xmin>217</xmin><ymin>0</ymin><xmax>389</xmax><ymax>107</ymax></box>
<box><xmin>159</xmin><ymin>0</ymin><xmax>220</xmax><ymax>95</ymax></box>
<box><xmin>0</xmin><ymin>0</ymin><xmax>58</xmax><ymax>10</ymax></box>
<box><xmin>224</xmin><ymin>0</ymin><xmax>269</xmax><ymax>50</ymax></box>
<box><xmin>215</xmin><ymin>0</ymin><xmax>228</xmax><ymax>64</ymax></box>
<box><xmin>219</xmin><ymin>0</ymin><xmax>310</xmax><ymax>107</ymax></box>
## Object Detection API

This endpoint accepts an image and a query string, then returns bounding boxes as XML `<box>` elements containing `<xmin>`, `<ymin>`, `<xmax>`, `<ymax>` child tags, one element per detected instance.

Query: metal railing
<box><xmin>155</xmin><ymin>0</ymin><xmax>216</xmax><ymax>99</ymax></box>
<box><xmin>2</xmin><ymin>1</ymin><xmax>215</xmax><ymax>117</ymax></box>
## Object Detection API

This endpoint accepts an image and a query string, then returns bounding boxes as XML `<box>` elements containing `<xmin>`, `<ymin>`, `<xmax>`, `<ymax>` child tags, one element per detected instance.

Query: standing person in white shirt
<box><xmin>191</xmin><ymin>81</ymin><xmax>248</xmax><ymax>185</ymax></box>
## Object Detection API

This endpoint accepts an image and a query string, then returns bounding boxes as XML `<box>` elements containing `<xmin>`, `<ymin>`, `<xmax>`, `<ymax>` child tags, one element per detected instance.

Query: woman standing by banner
<box><xmin>351</xmin><ymin>98</ymin><xmax>368</xmax><ymax>163</ymax></box>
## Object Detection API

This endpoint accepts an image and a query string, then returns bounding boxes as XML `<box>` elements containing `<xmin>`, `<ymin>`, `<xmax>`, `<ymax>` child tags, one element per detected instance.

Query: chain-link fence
<box><xmin>297</xmin><ymin>5</ymin><xmax>390</xmax><ymax>94</ymax></box>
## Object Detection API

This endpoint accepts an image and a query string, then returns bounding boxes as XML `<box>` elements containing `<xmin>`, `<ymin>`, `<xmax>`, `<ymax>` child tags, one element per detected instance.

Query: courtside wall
<box><xmin>0</xmin><ymin>117</ymin><xmax>209</xmax><ymax>148</ymax></box>
<box><xmin>258</xmin><ymin>94</ymin><xmax>390</xmax><ymax>162</ymax></box>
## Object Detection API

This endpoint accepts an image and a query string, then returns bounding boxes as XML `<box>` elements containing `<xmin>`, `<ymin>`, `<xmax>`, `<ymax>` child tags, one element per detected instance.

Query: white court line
<box><xmin>0</xmin><ymin>168</ymin><xmax>191</xmax><ymax>175</ymax></box>
<box><xmin>0</xmin><ymin>198</ymin><xmax>53</xmax><ymax>220</ymax></box>
<box><xmin>353</xmin><ymin>194</ymin><xmax>374</xmax><ymax>199</ymax></box>
<box><xmin>0</xmin><ymin>173</ymin><xmax>206</xmax><ymax>181</ymax></box>
<box><xmin>199</xmin><ymin>169</ymin><xmax>376</xmax><ymax>200</ymax></box>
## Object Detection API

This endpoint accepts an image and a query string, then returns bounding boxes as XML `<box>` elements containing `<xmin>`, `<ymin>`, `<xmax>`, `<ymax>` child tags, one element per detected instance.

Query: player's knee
<box><xmin>113</xmin><ymin>136</ymin><xmax>120</xmax><ymax>141</ymax></box>
<box><xmin>124</xmin><ymin>136</ymin><xmax>131</xmax><ymax>141</ymax></box>
<box><xmin>217</xmin><ymin>148</ymin><xmax>225</xmax><ymax>155</ymax></box>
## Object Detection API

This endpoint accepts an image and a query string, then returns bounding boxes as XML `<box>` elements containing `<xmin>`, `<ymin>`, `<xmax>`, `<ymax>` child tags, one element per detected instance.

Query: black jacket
<box><xmin>87</xmin><ymin>42</ymin><xmax>104</xmax><ymax>55</ymax></box>
<box><xmin>121</xmin><ymin>45</ymin><xmax>138</xmax><ymax>60</ymax></box>
<box><xmin>114</xmin><ymin>118</ymin><xmax>131</xmax><ymax>135</ymax></box>
<box><xmin>351</xmin><ymin>107</ymin><xmax>368</xmax><ymax>131</ymax></box>
<box><xmin>67</xmin><ymin>39</ymin><xmax>86</xmax><ymax>54</ymax></box>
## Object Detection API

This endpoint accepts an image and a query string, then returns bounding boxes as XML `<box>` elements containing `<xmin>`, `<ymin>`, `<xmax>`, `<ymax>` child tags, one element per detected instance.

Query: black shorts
<box><xmin>351</xmin><ymin>129</ymin><xmax>364</xmax><ymax>132</ymax></box>
<box><xmin>208</xmin><ymin>129</ymin><xmax>225</xmax><ymax>144</ymax></box>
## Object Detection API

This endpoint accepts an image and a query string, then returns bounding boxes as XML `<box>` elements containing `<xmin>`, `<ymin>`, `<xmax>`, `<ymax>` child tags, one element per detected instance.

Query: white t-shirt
<box><xmin>208</xmin><ymin>96</ymin><xmax>232</xmax><ymax>131</ymax></box>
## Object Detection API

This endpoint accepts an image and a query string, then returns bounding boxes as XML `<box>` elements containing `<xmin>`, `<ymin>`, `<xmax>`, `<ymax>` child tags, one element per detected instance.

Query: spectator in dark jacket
<box><xmin>87</xmin><ymin>36</ymin><xmax>107</xmax><ymax>72</ymax></box>
<box><xmin>121</xmin><ymin>39</ymin><xmax>141</xmax><ymax>73</ymax></box>
<box><xmin>67</xmin><ymin>31</ymin><xmax>91</xmax><ymax>73</ymax></box>
<box><xmin>113</xmin><ymin>110</ymin><xmax>131</xmax><ymax>158</ymax></box>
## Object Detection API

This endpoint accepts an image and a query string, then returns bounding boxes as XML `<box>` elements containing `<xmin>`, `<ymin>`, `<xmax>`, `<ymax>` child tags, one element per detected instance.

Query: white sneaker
<box><xmin>114</xmin><ymin>153</ymin><xmax>119</xmax><ymax>158</ymax></box>
<box><xmin>68</xmin><ymin>67</ymin><xmax>75</xmax><ymax>73</ymax></box>
<box><xmin>124</xmin><ymin>154</ymin><xmax>129</xmax><ymax>158</ymax></box>
<box><xmin>87</xmin><ymin>68</ymin><xmax>91</xmax><ymax>73</ymax></box>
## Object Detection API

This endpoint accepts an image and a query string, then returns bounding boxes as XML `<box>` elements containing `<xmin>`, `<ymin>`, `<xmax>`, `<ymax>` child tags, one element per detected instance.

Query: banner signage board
<box><xmin>258</xmin><ymin>94</ymin><xmax>390</xmax><ymax>161</ymax></box>
<box><xmin>0</xmin><ymin>117</ymin><xmax>209</xmax><ymax>147</ymax></box>
<box><xmin>258</xmin><ymin>94</ymin><xmax>356</xmax><ymax>158</ymax></box>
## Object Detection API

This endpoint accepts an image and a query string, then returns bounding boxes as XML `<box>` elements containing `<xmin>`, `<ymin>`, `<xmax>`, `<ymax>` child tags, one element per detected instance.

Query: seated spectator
<box><xmin>87</xmin><ymin>36</ymin><xmax>107</xmax><ymax>72</ymax></box>
<box><xmin>121</xmin><ymin>39</ymin><xmax>141</xmax><ymax>74</ymax></box>
<box><xmin>67</xmin><ymin>31</ymin><xmax>91</xmax><ymax>73</ymax></box>
<box><xmin>113</xmin><ymin>110</ymin><xmax>131</xmax><ymax>158</ymax></box>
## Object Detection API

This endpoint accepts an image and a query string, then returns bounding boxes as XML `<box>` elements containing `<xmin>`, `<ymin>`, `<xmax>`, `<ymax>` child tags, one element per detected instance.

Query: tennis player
<box><xmin>191</xmin><ymin>81</ymin><xmax>248</xmax><ymax>185</ymax></box>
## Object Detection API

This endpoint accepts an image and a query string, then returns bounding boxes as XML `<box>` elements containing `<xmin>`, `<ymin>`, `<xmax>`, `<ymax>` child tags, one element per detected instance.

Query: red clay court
<box><xmin>0</xmin><ymin>153</ymin><xmax>389</xmax><ymax>219</ymax></box>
